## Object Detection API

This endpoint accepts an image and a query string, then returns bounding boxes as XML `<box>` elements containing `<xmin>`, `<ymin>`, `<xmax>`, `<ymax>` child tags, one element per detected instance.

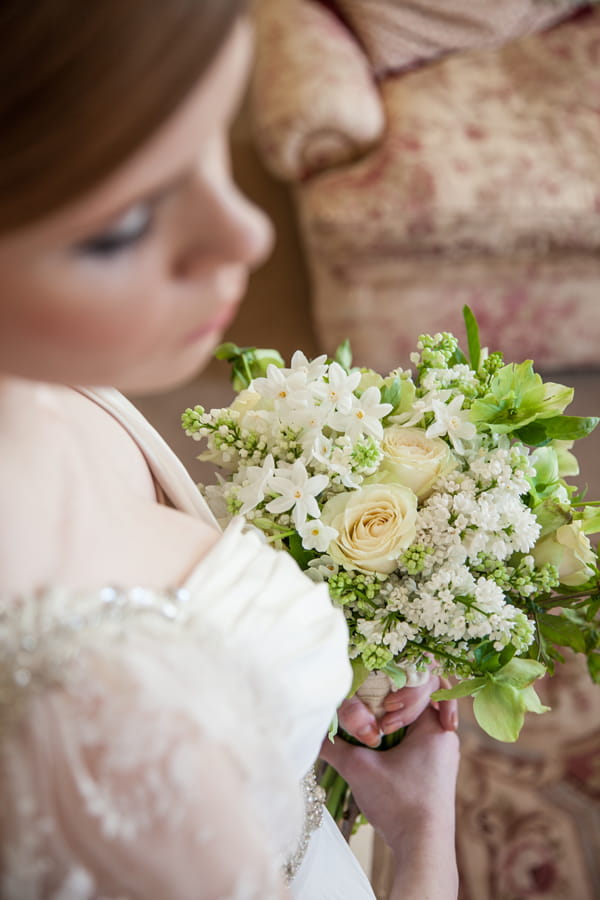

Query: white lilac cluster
<box><xmin>182</xmin><ymin>340</ymin><xmax>574</xmax><ymax>678</ymax></box>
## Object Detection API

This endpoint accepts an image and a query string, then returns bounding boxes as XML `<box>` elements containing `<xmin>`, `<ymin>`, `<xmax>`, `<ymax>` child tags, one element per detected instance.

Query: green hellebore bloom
<box><xmin>470</xmin><ymin>361</ymin><xmax>573</xmax><ymax>434</ymax></box>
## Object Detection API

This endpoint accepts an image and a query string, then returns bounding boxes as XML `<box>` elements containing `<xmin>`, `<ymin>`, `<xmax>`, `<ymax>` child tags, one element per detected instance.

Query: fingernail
<box><xmin>384</xmin><ymin>696</ymin><xmax>404</xmax><ymax>711</ymax></box>
<box><xmin>382</xmin><ymin>715</ymin><xmax>405</xmax><ymax>734</ymax></box>
<box><xmin>357</xmin><ymin>725</ymin><xmax>381</xmax><ymax>747</ymax></box>
<box><xmin>449</xmin><ymin>711</ymin><xmax>458</xmax><ymax>731</ymax></box>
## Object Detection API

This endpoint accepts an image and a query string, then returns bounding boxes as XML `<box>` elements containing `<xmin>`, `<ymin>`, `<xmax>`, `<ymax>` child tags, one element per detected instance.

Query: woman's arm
<box><xmin>320</xmin><ymin>707</ymin><xmax>460</xmax><ymax>900</ymax></box>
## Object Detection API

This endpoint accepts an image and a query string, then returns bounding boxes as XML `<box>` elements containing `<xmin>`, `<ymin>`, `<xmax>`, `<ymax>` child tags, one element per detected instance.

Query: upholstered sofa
<box><xmin>250</xmin><ymin>0</ymin><xmax>600</xmax><ymax>372</ymax></box>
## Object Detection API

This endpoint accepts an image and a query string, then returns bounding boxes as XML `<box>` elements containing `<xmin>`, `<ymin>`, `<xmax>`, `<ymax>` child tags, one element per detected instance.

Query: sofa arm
<box><xmin>251</xmin><ymin>0</ymin><xmax>385</xmax><ymax>182</ymax></box>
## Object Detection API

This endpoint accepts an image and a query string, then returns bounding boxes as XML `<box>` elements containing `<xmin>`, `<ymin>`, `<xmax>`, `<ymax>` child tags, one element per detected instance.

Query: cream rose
<box><xmin>320</xmin><ymin>483</ymin><xmax>418</xmax><ymax>574</ymax></box>
<box><xmin>533</xmin><ymin>522</ymin><xmax>596</xmax><ymax>586</ymax></box>
<box><xmin>230</xmin><ymin>388</ymin><xmax>263</xmax><ymax>419</ymax></box>
<box><xmin>376</xmin><ymin>425</ymin><xmax>455</xmax><ymax>499</ymax></box>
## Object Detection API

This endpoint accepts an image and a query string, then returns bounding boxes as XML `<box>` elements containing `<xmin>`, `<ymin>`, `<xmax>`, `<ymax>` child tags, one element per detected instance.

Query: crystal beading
<box><xmin>283</xmin><ymin>767</ymin><xmax>326</xmax><ymax>883</ymax></box>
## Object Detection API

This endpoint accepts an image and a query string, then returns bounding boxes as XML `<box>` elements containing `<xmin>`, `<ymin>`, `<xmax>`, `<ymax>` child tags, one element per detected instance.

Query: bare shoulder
<box><xmin>0</xmin><ymin>381</ymin><xmax>221</xmax><ymax>595</ymax></box>
<box><xmin>0</xmin><ymin>381</ymin><xmax>71</xmax><ymax>593</ymax></box>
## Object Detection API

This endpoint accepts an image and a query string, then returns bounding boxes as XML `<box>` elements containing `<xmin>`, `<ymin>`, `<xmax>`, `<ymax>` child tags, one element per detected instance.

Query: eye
<box><xmin>75</xmin><ymin>203</ymin><xmax>154</xmax><ymax>257</ymax></box>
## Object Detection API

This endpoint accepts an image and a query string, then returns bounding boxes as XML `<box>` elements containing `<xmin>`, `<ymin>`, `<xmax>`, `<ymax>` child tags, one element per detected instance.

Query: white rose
<box><xmin>376</xmin><ymin>425</ymin><xmax>455</xmax><ymax>499</ymax></box>
<box><xmin>533</xmin><ymin>522</ymin><xmax>596</xmax><ymax>586</ymax></box>
<box><xmin>358</xmin><ymin>370</ymin><xmax>384</xmax><ymax>393</ymax></box>
<box><xmin>230</xmin><ymin>388</ymin><xmax>263</xmax><ymax>418</ymax></box>
<box><xmin>320</xmin><ymin>483</ymin><xmax>418</xmax><ymax>574</ymax></box>
<box><xmin>230</xmin><ymin>388</ymin><xmax>271</xmax><ymax>433</ymax></box>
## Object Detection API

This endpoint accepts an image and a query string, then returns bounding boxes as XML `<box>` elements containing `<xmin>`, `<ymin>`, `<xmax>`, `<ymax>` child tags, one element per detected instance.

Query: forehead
<box><xmin>2</xmin><ymin>20</ymin><xmax>252</xmax><ymax>248</ymax></box>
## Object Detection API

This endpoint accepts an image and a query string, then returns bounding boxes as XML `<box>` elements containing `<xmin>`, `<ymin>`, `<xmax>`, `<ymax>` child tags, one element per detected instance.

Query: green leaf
<box><xmin>286</xmin><ymin>532</ymin><xmax>316</xmax><ymax>570</ymax></box>
<box><xmin>473</xmin><ymin>640</ymin><xmax>515</xmax><ymax>673</ymax></box>
<box><xmin>579</xmin><ymin>505</ymin><xmax>600</xmax><ymax>536</ymax></box>
<box><xmin>587</xmin><ymin>652</ymin><xmax>600</xmax><ymax>684</ymax></box>
<box><xmin>463</xmin><ymin>305</ymin><xmax>481</xmax><ymax>372</ymax></box>
<box><xmin>381</xmin><ymin>661</ymin><xmax>408</xmax><ymax>691</ymax></box>
<box><xmin>521</xmin><ymin>684</ymin><xmax>550</xmax><ymax>715</ymax></box>
<box><xmin>215</xmin><ymin>341</ymin><xmax>243</xmax><ymax>361</ymax></box>
<box><xmin>215</xmin><ymin>342</ymin><xmax>284</xmax><ymax>390</ymax></box>
<box><xmin>514</xmin><ymin>422</ymin><xmax>550</xmax><ymax>446</ymax></box>
<box><xmin>541</xmin><ymin>415</ymin><xmax>600</xmax><ymax>441</ymax></box>
<box><xmin>334</xmin><ymin>339</ymin><xmax>353</xmax><ymax>372</ymax></box>
<box><xmin>431</xmin><ymin>677</ymin><xmax>487</xmax><ymax>701</ymax></box>
<box><xmin>537</xmin><ymin>611</ymin><xmax>587</xmax><ymax>653</ymax></box>
<box><xmin>473</xmin><ymin>682</ymin><xmax>525</xmax><ymax>742</ymax></box>
<box><xmin>328</xmin><ymin>711</ymin><xmax>339</xmax><ymax>743</ymax></box>
<box><xmin>348</xmin><ymin>659</ymin><xmax>370</xmax><ymax>698</ymax></box>
<box><xmin>380</xmin><ymin>376</ymin><xmax>402</xmax><ymax>410</ymax></box>
<box><xmin>448</xmin><ymin>347</ymin><xmax>469</xmax><ymax>367</ymax></box>
<box><xmin>495</xmin><ymin>657</ymin><xmax>546</xmax><ymax>689</ymax></box>
<box><xmin>533</xmin><ymin>497</ymin><xmax>572</xmax><ymax>537</ymax></box>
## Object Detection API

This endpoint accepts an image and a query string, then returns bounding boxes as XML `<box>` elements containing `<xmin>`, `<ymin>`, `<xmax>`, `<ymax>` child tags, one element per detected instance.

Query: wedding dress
<box><xmin>0</xmin><ymin>388</ymin><xmax>376</xmax><ymax>899</ymax></box>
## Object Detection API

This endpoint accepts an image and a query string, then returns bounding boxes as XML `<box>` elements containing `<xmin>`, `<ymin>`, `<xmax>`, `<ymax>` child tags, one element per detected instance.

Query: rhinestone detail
<box><xmin>283</xmin><ymin>767</ymin><xmax>326</xmax><ymax>883</ymax></box>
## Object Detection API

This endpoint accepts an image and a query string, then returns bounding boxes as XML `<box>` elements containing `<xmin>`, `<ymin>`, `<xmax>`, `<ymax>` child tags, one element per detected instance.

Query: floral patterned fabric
<box><xmin>456</xmin><ymin>652</ymin><xmax>600</xmax><ymax>900</ymax></box>
<box><xmin>251</xmin><ymin>0</ymin><xmax>384</xmax><ymax>181</ymax></box>
<box><xmin>334</xmin><ymin>0</ymin><xmax>581</xmax><ymax>76</ymax></box>
<box><xmin>289</xmin><ymin>7</ymin><xmax>600</xmax><ymax>370</ymax></box>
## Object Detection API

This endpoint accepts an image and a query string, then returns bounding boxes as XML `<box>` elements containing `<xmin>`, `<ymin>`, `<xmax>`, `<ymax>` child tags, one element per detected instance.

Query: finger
<box><xmin>319</xmin><ymin>734</ymin><xmax>368</xmax><ymax>780</ymax></box>
<box><xmin>435</xmin><ymin>679</ymin><xmax>458</xmax><ymax>731</ymax></box>
<box><xmin>338</xmin><ymin>696</ymin><xmax>381</xmax><ymax>748</ymax></box>
<box><xmin>380</xmin><ymin>681</ymin><xmax>438</xmax><ymax>735</ymax></box>
<box><xmin>404</xmin><ymin>704</ymin><xmax>449</xmax><ymax>738</ymax></box>
<box><xmin>382</xmin><ymin>673</ymin><xmax>438</xmax><ymax>712</ymax></box>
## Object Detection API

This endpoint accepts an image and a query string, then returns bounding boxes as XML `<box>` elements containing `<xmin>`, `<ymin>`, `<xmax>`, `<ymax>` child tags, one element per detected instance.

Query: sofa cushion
<box><xmin>251</xmin><ymin>0</ymin><xmax>384</xmax><ymax>181</ymax></box>
<box><xmin>333</xmin><ymin>0</ymin><xmax>583</xmax><ymax>76</ymax></box>
<box><xmin>299</xmin><ymin>7</ymin><xmax>600</xmax><ymax>259</ymax></box>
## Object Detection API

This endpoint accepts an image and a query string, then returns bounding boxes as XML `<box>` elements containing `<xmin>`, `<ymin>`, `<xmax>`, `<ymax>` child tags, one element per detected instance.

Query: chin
<box><xmin>120</xmin><ymin>344</ymin><xmax>216</xmax><ymax>397</ymax></box>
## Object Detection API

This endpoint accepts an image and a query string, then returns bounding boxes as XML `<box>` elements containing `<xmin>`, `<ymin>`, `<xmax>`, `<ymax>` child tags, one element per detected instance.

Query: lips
<box><xmin>181</xmin><ymin>267</ymin><xmax>247</xmax><ymax>345</ymax></box>
<box><xmin>182</xmin><ymin>303</ymin><xmax>239</xmax><ymax>344</ymax></box>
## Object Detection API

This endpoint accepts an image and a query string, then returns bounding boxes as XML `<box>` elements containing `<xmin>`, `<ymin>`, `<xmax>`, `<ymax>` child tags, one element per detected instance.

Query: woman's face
<box><xmin>0</xmin><ymin>21</ymin><xmax>273</xmax><ymax>393</ymax></box>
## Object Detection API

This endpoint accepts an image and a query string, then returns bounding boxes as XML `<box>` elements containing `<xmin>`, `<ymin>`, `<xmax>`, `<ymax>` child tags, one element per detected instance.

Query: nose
<box><xmin>173</xmin><ymin>176</ymin><xmax>274</xmax><ymax>281</ymax></box>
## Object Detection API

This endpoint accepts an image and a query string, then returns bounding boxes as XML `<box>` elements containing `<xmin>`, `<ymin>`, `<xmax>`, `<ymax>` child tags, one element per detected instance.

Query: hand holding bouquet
<box><xmin>182</xmin><ymin>308</ymin><xmax>600</xmax><ymax>825</ymax></box>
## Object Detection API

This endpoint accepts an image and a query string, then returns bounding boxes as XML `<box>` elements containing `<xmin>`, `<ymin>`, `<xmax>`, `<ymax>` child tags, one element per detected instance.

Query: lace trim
<box><xmin>0</xmin><ymin>585</ymin><xmax>193</xmax><ymax>734</ymax></box>
<box><xmin>283</xmin><ymin>767</ymin><xmax>326</xmax><ymax>883</ymax></box>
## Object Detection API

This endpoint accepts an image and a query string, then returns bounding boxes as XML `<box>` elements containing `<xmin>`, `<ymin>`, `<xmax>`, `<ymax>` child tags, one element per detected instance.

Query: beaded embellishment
<box><xmin>283</xmin><ymin>767</ymin><xmax>326</xmax><ymax>883</ymax></box>
<box><xmin>0</xmin><ymin>585</ymin><xmax>192</xmax><ymax>733</ymax></box>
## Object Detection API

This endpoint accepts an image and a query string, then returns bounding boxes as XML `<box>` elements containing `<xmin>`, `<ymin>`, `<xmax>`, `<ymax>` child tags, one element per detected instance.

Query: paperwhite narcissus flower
<box><xmin>328</xmin><ymin>387</ymin><xmax>392</xmax><ymax>441</ymax></box>
<box><xmin>298</xmin><ymin>519</ymin><xmax>339</xmax><ymax>552</ymax></box>
<box><xmin>266</xmin><ymin>459</ymin><xmax>329</xmax><ymax>528</ymax></box>
<box><xmin>426</xmin><ymin>394</ymin><xmax>477</xmax><ymax>453</ymax></box>
<box><xmin>290</xmin><ymin>350</ymin><xmax>328</xmax><ymax>381</ymax></box>
<box><xmin>252</xmin><ymin>363</ymin><xmax>312</xmax><ymax>410</ymax></box>
<box><xmin>236</xmin><ymin>454</ymin><xmax>276</xmax><ymax>514</ymax></box>
<box><xmin>312</xmin><ymin>362</ymin><xmax>361</xmax><ymax>414</ymax></box>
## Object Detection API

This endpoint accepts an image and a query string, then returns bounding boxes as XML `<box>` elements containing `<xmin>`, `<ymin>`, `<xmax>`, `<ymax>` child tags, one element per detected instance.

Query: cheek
<box><xmin>17</xmin><ymin>264</ymin><xmax>174</xmax><ymax>355</ymax></box>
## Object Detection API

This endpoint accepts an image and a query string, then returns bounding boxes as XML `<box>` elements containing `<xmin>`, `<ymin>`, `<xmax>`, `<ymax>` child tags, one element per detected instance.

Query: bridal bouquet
<box><xmin>182</xmin><ymin>308</ymin><xmax>600</xmax><ymax>822</ymax></box>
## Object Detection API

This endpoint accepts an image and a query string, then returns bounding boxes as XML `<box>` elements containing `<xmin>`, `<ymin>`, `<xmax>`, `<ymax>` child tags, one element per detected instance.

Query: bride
<box><xmin>0</xmin><ymin>3</ymin><xmax>459</xmax><ymax>898</ymax></box>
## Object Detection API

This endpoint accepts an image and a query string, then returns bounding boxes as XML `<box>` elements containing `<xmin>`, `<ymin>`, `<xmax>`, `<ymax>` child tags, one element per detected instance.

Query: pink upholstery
<box><xmin>251</xmin><ymin>0</ymin><xmax>384</xmax><ymax>181</ymax></box>
<box><xmin>252</xmin><ymin>2</ymin><xmax>600</xmax><ymax>371</ymax></box>
<box><xmin>457</xmin><ymin>653</ymin><xmax>600</xmax><ymax>899</ymax></box>
<box><xmin>335</xmin><ymin>0</ymin><xmax>580</xmax><ymax>76</ymax></box>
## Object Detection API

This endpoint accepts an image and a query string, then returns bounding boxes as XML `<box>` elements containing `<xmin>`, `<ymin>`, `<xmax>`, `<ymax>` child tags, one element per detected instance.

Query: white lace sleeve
<box><xmin>0</xmin><ymin>588</ymin><xmax>302</xmax><ymax>900</ymax></box>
